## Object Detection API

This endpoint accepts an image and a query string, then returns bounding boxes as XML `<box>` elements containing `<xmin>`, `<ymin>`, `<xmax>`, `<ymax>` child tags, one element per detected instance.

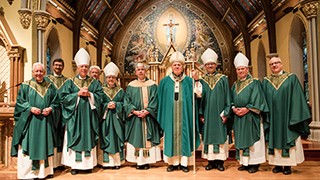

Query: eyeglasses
<box><xmin>269</xmin><ymin>61</ymin><xmax>281</xmax><ymax>66</ymax></box>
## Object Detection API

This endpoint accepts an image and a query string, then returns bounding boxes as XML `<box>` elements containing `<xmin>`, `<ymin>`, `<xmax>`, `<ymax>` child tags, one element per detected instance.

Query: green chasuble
<box><xmin>45</xmin><ymin>74</ymin><xmax>68</xmax><ymax>152</ymax></box>
<box><xmin>11</xmin><ymin>78</ymin><xmax>59</xmax><ymax>169</ymax></box>
<box><xmin>262</xmin><ymin>72</ymin><xmax>310</xmax><ymax>157</ymax></box>
<box><xmin>231</xmin><ymin>75</ymin><xmax>269</xmax><ymax>155</ymax></box>
<box><xmin>124</xmin><ymin>79</ymin><xmax>162</xmax><ymax>152</ymax></box>
<box><xmin>100</xmin><ymin>86</ymin><xmax>125</xmax><ymax>162</ymax></box>
<box><xmin>157</xmin><ymin>74</ymin><xmax>200</xmax><ymax>157</ymax></box>
<box><xmin>199</xmin><ymin>72</ymin><xmax>231</xmax><ymax>153</ymax></box>
<box><xmin>61</xmin><ymin>75</ymin><xmax>104</xmax><ymax>160</ymax></box>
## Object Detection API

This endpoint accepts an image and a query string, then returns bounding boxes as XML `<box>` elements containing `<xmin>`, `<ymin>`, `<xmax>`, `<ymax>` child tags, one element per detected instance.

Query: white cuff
<box><xmin>88</xmin><ymin>92</ymin><xmax>96</xmax><ymax>110</ymax></box>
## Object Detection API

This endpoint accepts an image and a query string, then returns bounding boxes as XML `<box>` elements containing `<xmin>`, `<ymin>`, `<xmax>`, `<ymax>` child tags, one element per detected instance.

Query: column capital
<box><xmin>33</xmin><ymin>10</ymin><xmax>51</xmax><ymax>30</ymax></box>
<box><xmin>7</xmin><ymin>45</ymin><xmax>25</xmax><ymax>59</ymax></box>
<box><xmin>18</xmin><ymin>8</ymin><xmax>32</xmax><ymax>29</ymax></box>
<box><xmin>301</xmin><ymin>0</ymin><xmax>318</xmax><ymax>19</ymax></box>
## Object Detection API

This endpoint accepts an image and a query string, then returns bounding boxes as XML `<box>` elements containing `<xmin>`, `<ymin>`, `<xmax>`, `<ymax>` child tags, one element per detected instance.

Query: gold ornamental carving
<box><xmin>17</xmin><ymin>8</ymin><xmax>32</xmax><ymax>29</ymax></box>
<box><xmin>33</xmin><ymin>11</ymin><xmax>51</xmax><ymax>30</ymax></box>
<box><xmin>301</xmin><ymin>1</ymin><xmax>318</xmax><ymax>19</ymax></box>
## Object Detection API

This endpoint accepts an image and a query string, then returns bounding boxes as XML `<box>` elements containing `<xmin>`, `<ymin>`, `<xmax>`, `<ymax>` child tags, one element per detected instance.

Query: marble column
<box><xmin>301</xmin><ymin>0</ymin><xmax>319</xmax><ymax>141</ymax></box>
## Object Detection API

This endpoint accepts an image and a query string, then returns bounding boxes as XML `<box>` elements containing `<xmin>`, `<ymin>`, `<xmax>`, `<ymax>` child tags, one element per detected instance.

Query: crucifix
<box><xmin>163</xmin><ymin>19</ymin><xmax>179</xmax><ymax>45</ymax></box>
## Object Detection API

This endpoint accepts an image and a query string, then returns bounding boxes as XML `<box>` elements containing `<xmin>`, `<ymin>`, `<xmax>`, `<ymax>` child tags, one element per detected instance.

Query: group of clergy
<box><xmin>11</xmin><ymin>47</ymin><xmax>310</xmax><ymax>179</ymax></box>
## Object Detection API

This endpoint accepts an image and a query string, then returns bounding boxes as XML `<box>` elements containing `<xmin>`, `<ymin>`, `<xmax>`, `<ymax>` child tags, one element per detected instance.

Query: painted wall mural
<box><xmin>123</xmin><ymin>2</ymin><xmax>223</xmax><ymax>74</ymax></box>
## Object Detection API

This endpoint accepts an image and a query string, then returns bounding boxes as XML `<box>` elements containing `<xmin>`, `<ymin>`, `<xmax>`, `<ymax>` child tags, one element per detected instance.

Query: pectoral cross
<box><xmin>163</xmin><ymin>19</ymin><xmax>179</xmax><ymax>45</ymax></box>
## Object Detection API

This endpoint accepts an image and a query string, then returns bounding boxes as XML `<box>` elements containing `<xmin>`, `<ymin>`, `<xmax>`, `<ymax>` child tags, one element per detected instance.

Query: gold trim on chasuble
<box><xmin>128</xmin><ymin>79</ymin><xmax>156</xmax><ymax>87</ymax></box>
<box><xmin>103</xmin><ymin>86</ymin><xmax>121</xmax><ymax>100</ymax></box>
<box><xmin>202</xmin><ymin>73</ymin><xmax>224</xmax><ymax>90</ymax></box>
<box><xmin>235</xmin><ymin>78</ymin><xmax>254</xmax><ymax>94</ymax></box>
<box><xmin>47</xmin><ymin>75</ymin><xmax>68</xmax><ymax>89</ymax></box>
<box><xmin>173</xmin><ymin>80</ymin><xmax>182</xmax><ymax>156</ymax></box>
<box><xmin>129</xmin><ymin>79</ymin><xmax>156</xmax><ymax>157</ymax></box>
<box><xmin>265</xmin><ymin>73</ymin><xmax>291</xmax><ymax>90</ymax></box>
<box><xmin>25</xmin><ymin>80</ymin><xmax>51</xmax><ymax>98</ymax></box>
<box><xmin>73</xmin><ymin>76</ymin><xmax>94</xmax><ymax>89</ymax></box>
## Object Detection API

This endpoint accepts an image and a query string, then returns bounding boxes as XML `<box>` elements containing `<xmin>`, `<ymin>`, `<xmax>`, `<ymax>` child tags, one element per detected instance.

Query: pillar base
<box><xmin>308</xmin><ymin>121</ymin><xmax>320</xmax><ymax>141</ymax></box>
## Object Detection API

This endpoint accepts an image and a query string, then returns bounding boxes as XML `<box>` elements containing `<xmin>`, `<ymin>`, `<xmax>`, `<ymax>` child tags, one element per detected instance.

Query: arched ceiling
<box><xmin>51</xmin><ymin>0</ymin><xmax>263</xmax><ymax>39</ymax></box>
<box><xmin>46</xmin><ymin>0</ymin><xmax>301</xmax><ymax>64</ymax></box>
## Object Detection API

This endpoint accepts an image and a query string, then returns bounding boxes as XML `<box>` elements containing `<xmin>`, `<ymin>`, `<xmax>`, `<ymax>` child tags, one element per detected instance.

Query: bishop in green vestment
<box><xmin>45</xmin><ymin>58</ymin><xmax>68</xmax><ymax>168</ymax></box>
<box><xmin>124</xmin><ymin>63</ymin><xmax>162</xmax><ymax>170</ymax></box>
<box><xmin>11</xmin><ymin>63</ymin><xmax>59</xmax><ymax>179</ymax></box>
<box><xmin>158</xmin><ymin>51</ymin><xmax>200</xmax><ymax>173</ymax></box>
<box><xmin>262</xmin><ymin>55</ymin><xmax>310</xmax><ymax>175</ymax></box>
<box><xmin>197</xmin><ymin>48</ymin><xmax>231</xmax><ymax>171</ymax></box>
<box><xmin>231</xmin><ymin>53</ymin><xmax>269</xmax><ymax>173</ymax></box>
<box><xmin>98</xmin><ymin>62</ymin><xmax>125</xmax><ymax>169</ymax></box>
<box><xmin>60</xmin><ymin>48</ymin><xmax>104</xmax><ymax>175</ymax></box>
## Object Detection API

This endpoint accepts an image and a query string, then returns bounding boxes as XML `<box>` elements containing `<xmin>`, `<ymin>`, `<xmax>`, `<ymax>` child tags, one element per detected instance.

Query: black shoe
<box><xmin>216</xmin><ymin>161</ymin><xmax>225</xmax><ymax>171</ymax></box>
<box><xmin>272</xmin><ymin>166</ymin><xmax>283</xmax><ymax>173</ymax></box>
<box><xmin>248</xmin><ymin>165</ymin><xmax>259</xmax><ymax>173</ymax></box>
<box><xmin>167</xmin><ymin>165</ymin><xmax>179</xmax><ymax>172</ymax></box>
<box><xmin>205</xmin><ymin>163</ymin><xmax>214</xmax><ymax>170</ymax></box>
<box><xmin>85</xmin><ymin>169</ymin><xmax>92</xmax><ymax>173</ymax></box>
<box><xmin>143</xmin><ymin>164</ymin><xmax>150</xmax><ymax>170</ymax></box>
<box><xmin>238</xmin><ymin>165</ymin><xmax>249</xmax><ymax>171</ymax></box>
<box><xmin>283</xmin><ymin>166</ymin><xmax>291</xmax><ymax>175</ymax></box>
<box><xmin>71</xmin><ymin>169</ymin><xmax>78</xmax><ymax>175</ymax></box>
<box><xmin>180</xmin><ymin>165</ymin><xmax>189</xmax><ymax>173</ymax></box>
<box><xmin>55</xmin><ymin>165</ymin><xmax>65</xmax><ymax>171</ymax></box>
<box><xmin>46</xmin><ymin>174</ymin><xmax>54</xmax><ymax>179</ymax></box>
<box><xmin>136</xmin><ymin>165</ymin><xmax>144</xmax><ymax>170</ymax></box>
<box><xmin>114</xmin><ymin>166</ymin><xmax>120</xmax><ymax>170</ymax></box>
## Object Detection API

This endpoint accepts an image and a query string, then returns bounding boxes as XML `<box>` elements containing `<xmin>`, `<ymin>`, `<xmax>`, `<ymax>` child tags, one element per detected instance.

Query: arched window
<box><xmin>289</xmin><ymin>16</ymin><xmax>309</xmax><ymax>101</ymax></box>
<box><xmin>46</xmin><ymin>28</ymin><xmax>61</xmax><ymax>75</ymax></box>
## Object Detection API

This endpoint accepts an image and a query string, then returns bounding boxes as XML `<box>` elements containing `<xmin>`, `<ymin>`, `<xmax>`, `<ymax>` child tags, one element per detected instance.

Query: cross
<box><xmin>163</xmin><ymin>19</ymin><xmax>179</xmax><ymax>44</ymax></box>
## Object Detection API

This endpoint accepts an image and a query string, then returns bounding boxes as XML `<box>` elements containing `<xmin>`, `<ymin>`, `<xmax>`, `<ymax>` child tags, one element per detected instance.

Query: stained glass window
<box><xmin>302</xmin><ymin>31</ymin><xmax>309</xmax><ymax>102</ymax></box>
<box><xmin>46</xmin><ymin>48</ymin><xmax>51</xmax><ymax>75</ymax></box>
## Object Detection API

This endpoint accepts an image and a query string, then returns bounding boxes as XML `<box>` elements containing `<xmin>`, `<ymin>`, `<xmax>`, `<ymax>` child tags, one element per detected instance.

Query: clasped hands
<box><xmin>78</xmin><ymin>87</ymin><xmax>90</xmax><ymax>97</ymax></box>
<box><xmin>233</xmin><ymin>107</ymin><xmax>249</xmax><ymax>117</ymax></box>
<box><xmin>31</xmin><ymin>107</ymin><xmax>52</xmax><ymax>116</ymax></box>
<box><xmin>107</xmin><ymin>101</ymin><xmax>116</xmax><ymax>109</ymax></box>
<box><xmin>133</xmin><ymin>109</ymin><xmax>150</xmax><ymax>118</ymax></box>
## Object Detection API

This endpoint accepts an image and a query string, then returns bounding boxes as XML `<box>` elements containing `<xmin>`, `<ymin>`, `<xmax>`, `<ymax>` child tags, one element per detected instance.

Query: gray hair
<box><xmin>32</xmin><ymin>62</ymin><xmax>45</xmax><ymax>71</ymax></box>
<box><xmin>89</xmin><ymin>65</ymin><xmax>101</xmax><ymax>72</ymax></box>
<box><xmin>134</xmin><ymin>62</ymin><xmax>149</xmax><ymax>70</ymax></box>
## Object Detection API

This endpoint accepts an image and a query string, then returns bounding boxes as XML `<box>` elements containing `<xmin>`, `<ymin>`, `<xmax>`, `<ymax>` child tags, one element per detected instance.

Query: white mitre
<box><xmin>74</xmin><ymin>48</ymin><xmax>90</xmax><ymax>66</ymax></box>
<box><xmin>170</xmin><ymin>51</ymin><xmax>185</xmax><ymax>64</ymax></box>
<box><xmin>234</xmin><ymin>52</ymin><xmax>249</xmax><ymax>68</ymax></box>
<box><xmin>201</xmin><ymin>48</ymin><xmax>218</xmax><ymax>64</ymax></box>
<box><xmin>104</xmin><ymin>62</ymin><xmax>119</xmax><ymax>77</ymax></box>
